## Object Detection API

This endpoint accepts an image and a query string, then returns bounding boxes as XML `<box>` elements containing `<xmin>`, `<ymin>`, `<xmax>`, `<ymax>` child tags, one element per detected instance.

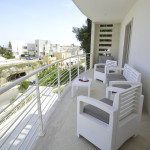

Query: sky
<box><xmin>0</xmin><ymin>0</ymin><xmax>87</xmax><ymax>46</ymax></box>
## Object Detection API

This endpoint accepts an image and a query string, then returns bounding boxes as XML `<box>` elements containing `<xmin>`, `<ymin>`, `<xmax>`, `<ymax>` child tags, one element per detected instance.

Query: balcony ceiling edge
<box><xmin>72</xmin><ymin>0</ymin><xmax>137</xmax><ymax>23</ymax></box>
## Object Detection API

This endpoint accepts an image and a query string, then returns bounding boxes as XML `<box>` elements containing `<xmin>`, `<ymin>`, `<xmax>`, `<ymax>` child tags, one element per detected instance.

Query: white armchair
<box><xmin>106</xmin><ymin>64</ymin><xmax>141</xmax><ymax>87</ymax></box>
<box><xmin>77</xmin><ymin>84</ymin><xmax>144</xmax><ymax>150</ymax></box>
<box><xmin>94</xmin><ymin>60</ymin><xmax>117</xmax><ymax>83</ymax></box>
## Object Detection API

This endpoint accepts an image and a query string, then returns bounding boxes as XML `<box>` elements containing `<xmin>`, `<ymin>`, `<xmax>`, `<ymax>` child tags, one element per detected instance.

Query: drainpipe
<box><xmin>90</xmin><ymin>21</ymin><xmax>95</xmax><ymax>69</ymax></box>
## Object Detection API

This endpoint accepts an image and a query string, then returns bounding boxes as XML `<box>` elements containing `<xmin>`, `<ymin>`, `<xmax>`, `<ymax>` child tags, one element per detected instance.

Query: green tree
<box><xmin>5</xmin><ymin>50</ymin><xmax>13</xmax><ymax>56</ymax></box>
<box><xmin>38</xmin><ymin>66</ymin><xmax>85</xmax><ymax>86</ymax></box>
<box><xmin>0</xmin><ymin>46</ymin><xmax>6</xmax><ymax>55</ymax></box>
<box><xmin>8</xmin><ymin>41</ymin><xmax>12</xmax><ymax>49</ymax></box>
<box><xmin>72</xmin><ymin>18</ymin><xmax>91</xmax><ymax>53</ymax></box>
<box><xmin>18</xmin><ymin>81</ymin><xmax>30</xmax><ymax>93</ymax></box>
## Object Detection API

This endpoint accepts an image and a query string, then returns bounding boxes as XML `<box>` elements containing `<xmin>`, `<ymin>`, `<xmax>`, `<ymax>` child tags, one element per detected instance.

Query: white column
<box><xmin>90</xmin><ymin>21</ymin><xmax>95</xmax><ymax>69</ymax></box>
<box><xmin>85</xmin><ymin>54</ymin><xmax>87</xmax><ymax>72</ymax></box>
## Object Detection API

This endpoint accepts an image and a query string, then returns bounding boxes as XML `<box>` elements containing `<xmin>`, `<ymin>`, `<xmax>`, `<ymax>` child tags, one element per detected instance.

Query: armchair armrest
<box><xmin>106</xmin><ymin>86</ymin><xmax>125</xmax><ymax>99</ymax></box>
<box><xmin>77</xmin><ymin>96</ymin><xmax>117</xmax><ymax>115</ymax></box>
<box><xmin>77</xmin><ymin>96</ymin><xmax>118</xmax><ymax>127</ymax></box>
<box><xmin>109</xmin><ymin>81</ymin><xmax>141</xmax><ymax>87</ymax></box>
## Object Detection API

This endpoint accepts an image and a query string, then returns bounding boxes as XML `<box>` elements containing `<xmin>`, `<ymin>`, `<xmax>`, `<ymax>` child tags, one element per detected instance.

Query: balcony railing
<box><xmin>0</xmin><ymin>53</ymin><xmax>91</xmax><ymax>150</ymax></box>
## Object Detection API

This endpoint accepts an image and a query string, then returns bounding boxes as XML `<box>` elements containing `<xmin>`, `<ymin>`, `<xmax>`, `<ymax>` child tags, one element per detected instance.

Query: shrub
<box><xmin>18</xmin><ymin>81</ymin><xmax>30</xmax><ymax>93</ymax></box>
<box><xmin>3</xmin><ymin>55</ymin><xmax>15</xmax><ymax>59</ymax></box>
<box><xmin>10</xmin><ymin>97</ymin><xmax>16</xmax><ymax>103</ymax></box>
<box><xmin>21</xmin><ymin>54</ymin><xmax>25</xmax><ymax>57</ymax></box>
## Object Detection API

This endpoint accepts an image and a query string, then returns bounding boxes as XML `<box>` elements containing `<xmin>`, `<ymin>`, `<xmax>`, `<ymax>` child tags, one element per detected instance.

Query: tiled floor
<box><xmin>31</xmin><ymin>69</ymin><xmax>150</xmax><ymax>150</ymax></box>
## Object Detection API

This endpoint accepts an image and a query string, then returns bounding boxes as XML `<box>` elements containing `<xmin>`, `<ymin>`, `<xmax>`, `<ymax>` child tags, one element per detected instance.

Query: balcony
<box><xmin>0</xmin><ymin>54</ymin><xmax>90</xmax><ymax>149</ymax></box>
<box><xmin>31</xmin><ymin>70</ymin><xmax>150</xmax><ymax>150</ymax></box>
<box><xmin>0</xmin><ymin>53</ymin><xmax>150</xmax><ymax>150</ymax></box>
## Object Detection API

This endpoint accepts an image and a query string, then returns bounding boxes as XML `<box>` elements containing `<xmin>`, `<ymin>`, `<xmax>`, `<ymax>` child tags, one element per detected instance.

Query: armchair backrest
<box><xmin>113</xmin><ymin>84</ymin><xmax>142</xmax><ymax>121</ymax></box>
<box><xmin>105</xmin><ymin>60</ymin><xmax>117</xmax><ymax>74</ymax></box>
<box><xmin>106</xmin><ymin>60</ymin><xmax>117</xmax><ymax>67</ymax></box>
<box><xmin>123</xmin><ymin>64</ymin><xmax>141</xmax><ymax>82</ymax></box>
<box><xmin>98</xmin><ymin>56</ymin><xmax>114</xmax><ymax>63</ymax></box>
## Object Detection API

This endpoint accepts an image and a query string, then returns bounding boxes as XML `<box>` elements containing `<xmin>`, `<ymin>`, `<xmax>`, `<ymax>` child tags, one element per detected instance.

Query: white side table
<box><xmin>72</xmin><ymin>78</ymin><xmax>92</xmax><ymax>97</ymax></box>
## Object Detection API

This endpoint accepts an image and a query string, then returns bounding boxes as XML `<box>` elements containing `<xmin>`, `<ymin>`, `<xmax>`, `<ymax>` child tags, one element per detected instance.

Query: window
<box><xmin>100</xmin><ymin>34</ymin><xmax>112</xmax><ymax>37</ymax></box>
<box><xmin>122</xmin><ymin>19</ymin><xmax>133</xmax><ymax>66</ymax></box>
<box><xmin>99</xmin><ymin>44</ymin><xmax>112</xmax><ymax>47</ymax></box>
<box><xmin>99</xmin><ymin>24</ymin><xmax>113</xmax><ymax>56</ymax></box>
<box><xmin>99</xmin><ymin>39</ymin><xmax>112</xmax><ymax>42</ymax></box>
<box><xmin>100</xmin><ymin>24</ymin><xmax>113</xmax><ymax>27</ymax></box>
<box><xmin>23</xmin><ymin>46</ymin><xmax>27</xmax><ymax>49</ymax></box>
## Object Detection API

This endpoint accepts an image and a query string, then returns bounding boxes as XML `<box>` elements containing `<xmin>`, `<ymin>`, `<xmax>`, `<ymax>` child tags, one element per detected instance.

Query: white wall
<box><xmin>93</xmin><ymin>23</ymin><xmax>120</xmax><ymax>65</ymax></box>
<box><xmin>35</xmin><ymin>40</ymin><xmax>51</xmax><ymax>57</ymax></box>
<box><xmin>118</xmin><ymin>0</ymin><xmax>150</xmax><ymax>114</ymax></box>
<box><xmin>11</xmin><ymin>40</ymin><xmax>26</xmax><ymax>58</ymax></box>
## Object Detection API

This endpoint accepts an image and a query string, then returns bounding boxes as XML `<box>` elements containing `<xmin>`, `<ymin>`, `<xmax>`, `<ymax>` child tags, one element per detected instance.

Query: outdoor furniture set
<box><xmin>75</xmin><ymin>56</ymin><xmax>143</xmax><ymax>150</ymax></box>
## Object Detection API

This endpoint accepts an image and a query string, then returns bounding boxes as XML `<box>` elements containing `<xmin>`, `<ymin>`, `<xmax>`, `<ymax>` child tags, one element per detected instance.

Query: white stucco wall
<box><xmin>93</xmin><ymin>23</ymin><xmax>120</xmax><ymax>65</ymax></box>
<box><xmin>11</xmin><ymin>40</ymin><xmax>27</xmax><ymax>58</ymax></box>
<box><xmin>118</xmin><ymin>0</ymin><xmax>150</xmax><ymax>114</ymax></box>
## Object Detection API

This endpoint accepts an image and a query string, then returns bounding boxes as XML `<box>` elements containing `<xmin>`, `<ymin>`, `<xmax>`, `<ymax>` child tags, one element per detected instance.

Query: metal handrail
<box><xmin>0</xmin><ymin>53</ymin><xmax>87</xmax><ymax>95</ymax></box>
<box><xmin>0</xmin><ymin>53</ymin><xmax>92</xmax><ymax>149</ymax></box>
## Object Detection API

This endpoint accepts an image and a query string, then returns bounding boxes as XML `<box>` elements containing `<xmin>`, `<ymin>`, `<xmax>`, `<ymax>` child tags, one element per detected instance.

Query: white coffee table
<box><xmin>72</xmin><ymin>78</ymin><xmax>92</xmax><ymax>97</ymax></box>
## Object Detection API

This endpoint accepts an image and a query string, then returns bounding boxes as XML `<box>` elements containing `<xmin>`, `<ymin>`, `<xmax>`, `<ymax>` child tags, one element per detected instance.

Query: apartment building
<box><xmin>27</xmin><ymin>43</ymin><xmax>35</xmax><ymax>56</ymax></box>
<box><xmin>35</xmin><ymin>40</ymin><xmax>52</xmax><ymax>57</ymax></box>
<box><xmin>10</xmin><ymin>40</ymin><xmax>27</xmax><ymax>59</ymax></box>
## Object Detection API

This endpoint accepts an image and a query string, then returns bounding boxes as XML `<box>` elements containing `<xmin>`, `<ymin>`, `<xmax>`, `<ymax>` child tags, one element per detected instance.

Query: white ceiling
<box><xmin>73</xmin><ymin>0</ymin><xmax>137</xmax><ymax>23</ymax></box>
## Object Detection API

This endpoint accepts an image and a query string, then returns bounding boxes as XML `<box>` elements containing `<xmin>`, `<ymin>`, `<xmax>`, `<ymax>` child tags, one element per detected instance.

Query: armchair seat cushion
<box><xmin>100</xmin><ymin>98</ymin><xmax>113</xmax><ymax>106</ymax></box>
<box><xmin>97</xmin><ymin>65</ymin><xmax>105</xmax><ymax>69</ymax></box>
<box><xmin>96</xmin><ymin>68</ymin><xmax>115</xmax><ymax>73</ymax></box>
<box><xmin>106</xmin><ymin>74</ymin><xmax>126</xmax><ymax>85</ymax></box>
<box><xmin>83</xmin><ymin>98</ymin><xmax>113</xmax><ymax>124</ymax></box>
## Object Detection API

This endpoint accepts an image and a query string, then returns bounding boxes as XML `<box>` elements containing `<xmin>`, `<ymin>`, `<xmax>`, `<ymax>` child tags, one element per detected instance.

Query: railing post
<box><xmin>85</xmin><ymin>54</ymin><xmax>87</xmax><ymax>72</ymax></box>
<box><xmin>57</xmin><ymin>63</ymin><xmax>61</xmax><ymax>101</ymax></box>
<box><xmin>90</xmin><ymin>53</ymin><xmax>93</xmax><ymax>69</ymax></box>
<box><xmin>69</xmin><ymin>58</ymin><xmax>71</xmax><ymax>84</ymax></box>
<box><xmin>77</xmin><ymin>52</ymin><xmax>80</xmax><ymax>77</ymax></box>
<box><xmin>36</xmin><ymin>73</ymin><xmax>45</xmax><ymax>136</ymax></box>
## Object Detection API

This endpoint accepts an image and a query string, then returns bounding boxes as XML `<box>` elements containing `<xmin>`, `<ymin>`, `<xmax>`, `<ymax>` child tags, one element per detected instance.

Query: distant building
<box><xmin>60</xmin><ymin>44</ymin><xmax>83</xmax><ymax>55</ymax></box>
<box><xmin>43</xmin><ymin>56</ymin><xmax>57</xmax><ymax>65</ymax></box>
<box><xmin>53</xmin><ymin>51</ymin><xmax>79</xmax><ymax>67</ymax></box>
<box><xmin>9</xmin><ymin>39</ymin><xmax>83</xmax><ymax>59</ymax></box>
<box><xmin>27</xmin><ymin>43</ymin><xmax>35</xmax><ymax>56</ymax></box>
<box><xmin>51</xmin><ymin>44</ymin><xmax>61</xmax><ymax>52</ymax></box>
<box><xmin>10</xmin><ymin>40</ymin><xmax>27</xmax><ymax>59</ymax></box>
<box><xmin>35</xmin><ymin>40</ymin><xmax>52</xmax><ymax>57</ymax></box>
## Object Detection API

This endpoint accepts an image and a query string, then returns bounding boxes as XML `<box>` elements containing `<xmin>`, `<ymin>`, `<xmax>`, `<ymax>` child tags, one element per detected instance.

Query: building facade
<box><xmin>10</xmin><ymin>40</ymin><xmax>27</xmax><ymax>59</ymax></box>
<box><xmin>35</xmin><ymin>40</ymin><xmax>52</xmax><ymax>57</ymax></box>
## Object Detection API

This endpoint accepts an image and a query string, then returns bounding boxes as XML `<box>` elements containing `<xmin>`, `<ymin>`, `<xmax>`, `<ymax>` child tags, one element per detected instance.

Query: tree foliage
<box><xmin>5</xmin><ymin>50</ymin><xmax>13</xmax><ymax>56</ymax></box>
<box><xmin>8</xmin><ymin>41</ymin><xmax>12</xmax><ymax>49</ymax></box>
<box><xmin>0</xmin><ymin>42</ymin><xmax>14</xmax><ymax>59</ymax></box>
<box><xmin>72</xmin><ymin>19</ymin><xmax>91</xmax><ymax>53</ymax></box>
<box><xmin>0</xmin><ymin>46</ymin><xmax>6</xmax><ymax>55</ymax></box>
<box><xmin>18</xmin><ymin>81</ymin><xmax>30</xmax><ymax>93</ymax></box>
<box><xmin>38</xmin><ymin>66</ymin><xmax>84</xmax><ymax>86</ymax></box>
